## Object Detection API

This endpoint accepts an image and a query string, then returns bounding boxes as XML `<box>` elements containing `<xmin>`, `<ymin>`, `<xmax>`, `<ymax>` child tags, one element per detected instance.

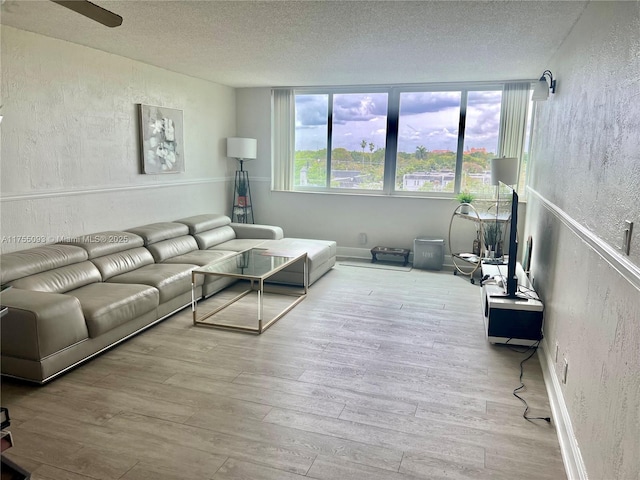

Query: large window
<box><xmin>278</xmin><ymin>83</ymin><xmax>530</xmax><ymax>196</ymax></box>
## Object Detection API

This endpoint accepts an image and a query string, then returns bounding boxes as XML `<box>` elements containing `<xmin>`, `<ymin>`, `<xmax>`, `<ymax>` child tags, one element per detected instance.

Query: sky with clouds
<box><xmin>295</xmin><ymin>90</ymin><xmax>502</xmax><ymax>154</ymax></box>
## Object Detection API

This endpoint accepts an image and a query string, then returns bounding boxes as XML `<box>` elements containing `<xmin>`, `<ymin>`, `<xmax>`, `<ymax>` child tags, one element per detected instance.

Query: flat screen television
<box><xmin>496</xmin><ymin>181</ymin><xmax>519</xmax><ymax>298</ymax></box>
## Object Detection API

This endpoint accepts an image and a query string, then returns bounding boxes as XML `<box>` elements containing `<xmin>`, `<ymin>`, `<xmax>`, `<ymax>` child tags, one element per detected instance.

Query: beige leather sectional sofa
<box><xmin>0</xmin><ymin>214</ymin><xmax>336</xmax><ymax>383</ymax></box>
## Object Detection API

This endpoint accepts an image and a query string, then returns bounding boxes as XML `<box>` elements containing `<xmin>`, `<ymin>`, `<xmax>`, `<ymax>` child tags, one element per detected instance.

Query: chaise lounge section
<box><xmin>0</xmin><ymin>214</ymin><xmax>336</xmax><ymax>383</ymax></box>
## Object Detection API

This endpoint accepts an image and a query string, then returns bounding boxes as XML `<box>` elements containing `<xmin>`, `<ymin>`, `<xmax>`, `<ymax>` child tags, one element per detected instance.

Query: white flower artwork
<box><xmin>139</xmin><ymin>104</ymin><xmax>184</xmax><ymax>174</ymax></box>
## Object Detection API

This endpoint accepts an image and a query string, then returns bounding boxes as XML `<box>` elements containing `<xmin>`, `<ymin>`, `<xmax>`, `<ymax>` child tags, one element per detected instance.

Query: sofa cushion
<box><xmin>175</xmin><ymin>214</ymin><xmax>231</xmax><ymax>234</ymax></box>
<box><xmin>162</xmin><ymin>249</ymin><xmax>237</xmax><ymax>267</ymax></box>
<box><xmin>91</xmin><ymin>247</ymin><xmax>155</xmax><ymax>281</ymax></box>
<box><xmin>1</xmin><ymin>288</ymin><xmax>89</xmax><ymax>359</ymax></box>
<box><xmin>126</xmin><ymin>222</ymin><xmax>189</xmax><ymax>246</ymax></box>
<box><xmin>69</xmin><ymin>283</ymin><xmax>159</xmax><ymax>338</ymax></box>
<box><xmin>260</xmin><ymin>238</ymin><xmax>335</xmax><ymax>270</ymax></box>
<box><xmin>193</xmin><ymin>226</ymin><xmax>237</xmax><ymax>250</ymax></box>
<box><xmin>230</xmin><ymin>223</ymin><xmax>284</xmax><ymax>240</ymax></box>
<box><xmin>8</xmin><ymin>261</ymin><xmax>102</xmax><ymax>294</ymax></box>
<box><xmin>58</xmin><ymin>231</ymin><xmax>144</xmax><ymax>259</ymax></box>
<box><xmin>147</xmin><ymin>235</ymin><xmax>199</xmax><ymax>263</ymax></box>
<box><xmin>258</xmin><ymin>238</ymin><xmax>337</xmax><ymax>286</ymax></box>
<box><xmin>0</xmin><ymin>245</ymin><xmax>88</xmax><ymax>284</ymax></box>
<box><xmin>209</xmin><ymin>239</ymin><xmax>268</xmax><ymax>252</ymax></box>
<box><xmin>107</xmin><ymin>263</ymin><xmax>200</xmax><ymax>303</ymax></box>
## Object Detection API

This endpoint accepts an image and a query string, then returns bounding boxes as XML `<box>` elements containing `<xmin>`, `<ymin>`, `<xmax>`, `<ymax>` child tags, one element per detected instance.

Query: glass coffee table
<box><xmin>191</xmin><ymin>248</ymin><xmax>308</xmax><ymax>333</ymax></box>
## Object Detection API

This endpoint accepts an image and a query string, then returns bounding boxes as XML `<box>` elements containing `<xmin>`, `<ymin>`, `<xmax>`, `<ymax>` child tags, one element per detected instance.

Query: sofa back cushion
<box><xmin>58</xmin><ymin>231</ymin><xmax>144</xmax><ymax>259</ymax></box>
<box><xmin>147</xmin><ymin>235</ymin><xmax>199</xmax><ymax>263</ymax></box>
<box><xmin>91</xmin><ymin>247</ymin><xmax>155</xmax><ymax>281</ymax></box>
<box><xmin>175</xmin><ymin>214</ymin><xmax>231</xmax><ymax>234</ymax></box>
<box><xmin>0</xmin><ymin>245</ymin><xmax>88</xmax><ymax>285</ymax></box>
<box><xmin>126</xmin><ymin>222</ymin><xmax>189</xmax><ymax>246</ymax></box>
<box><xmin>193</xmin><ymin>225</ymin><xmax>237</xmax><ymax>250</ymax></box>
<box><xmin>9</xmin><ymin>261</ymin><xmax>101</xmax><ymax>293</ymax></box>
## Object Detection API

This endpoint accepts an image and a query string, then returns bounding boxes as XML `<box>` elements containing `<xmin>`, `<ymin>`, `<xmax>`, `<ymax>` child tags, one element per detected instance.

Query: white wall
<box><xmin>526</xmin><ymin>2</ymin><xmax>640</xmax><ymax>479</ymax></box>
<box><xmin>236</xmin><ymin>87</ymin><xmax>526</xmax><ymax>263</ymax></box>
<box><xmin>0</xmin><ymin>27</ymin><xmax>236</xmax><ymax>253</ymax></box>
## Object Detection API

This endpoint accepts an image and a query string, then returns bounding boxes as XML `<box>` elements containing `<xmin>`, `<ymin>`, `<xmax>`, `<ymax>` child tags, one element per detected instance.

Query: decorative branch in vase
<box><xmin>483</xmin><ymin>223</ymin><xmax>503</xmax><ymax>258</ymax></box>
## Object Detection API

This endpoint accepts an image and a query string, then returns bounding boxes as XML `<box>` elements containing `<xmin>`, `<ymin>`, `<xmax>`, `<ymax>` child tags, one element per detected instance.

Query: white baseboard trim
<box><xmin>539</xmin><ymin>337</ymin><xmax>589</xmax><ymax>480</ymax></box>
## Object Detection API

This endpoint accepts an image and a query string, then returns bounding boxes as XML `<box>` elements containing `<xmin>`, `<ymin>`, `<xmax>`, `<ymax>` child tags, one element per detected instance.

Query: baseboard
<box><xmin>539</xmin><ymin>337</ymin><xmax>589</xmax><ymax>480</ymax></box>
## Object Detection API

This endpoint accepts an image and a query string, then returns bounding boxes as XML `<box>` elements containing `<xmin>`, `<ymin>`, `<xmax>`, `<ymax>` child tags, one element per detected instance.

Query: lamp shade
<box><xmin>531</xmin><ymin>78</ymin><xmax>550</xmax><ymax>101</ymax></box>
<box><xmin>490</xmin><ymin>157</ymin><xmax>519</xmax><ymax>186</ymax></box>
<box><xmin>227</xmin><ymin>137</ymin><xmax>257</xmax><ymax>160</ymax></box>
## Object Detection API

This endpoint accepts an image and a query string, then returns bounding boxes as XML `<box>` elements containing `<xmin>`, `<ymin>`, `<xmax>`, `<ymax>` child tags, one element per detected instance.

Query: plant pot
<box><xmin>460</xmin><ymin>204</ymin><xmax>470</xmax><ymax>214</ymax></box>
<box><xmin>237</xmin><ymin>196</ymin><xmax>248</xmax><ymax>207</ymax></box>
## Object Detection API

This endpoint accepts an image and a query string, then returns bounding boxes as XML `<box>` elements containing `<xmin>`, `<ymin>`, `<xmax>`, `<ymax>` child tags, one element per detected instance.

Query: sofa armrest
<box><xmin>230</xmin><ymin>223</ymin><xmax>284</xmax><ymax>240</ymax></box>
<box><xmin>1</xmin><ymin>288</ymin><xmax>89</xmax><ymax>361</ymax></box>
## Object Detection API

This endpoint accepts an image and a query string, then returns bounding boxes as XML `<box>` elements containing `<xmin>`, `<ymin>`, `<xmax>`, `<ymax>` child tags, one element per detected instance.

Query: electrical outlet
<box><xmin>555</xmin><ymin>342</ymin><xmax>559</xmax><ymax>363</ymax></box>
<box><xmin>562</xmin><ymin>358</ymin><xmax>568</xmax><ymax>384</ymax></box>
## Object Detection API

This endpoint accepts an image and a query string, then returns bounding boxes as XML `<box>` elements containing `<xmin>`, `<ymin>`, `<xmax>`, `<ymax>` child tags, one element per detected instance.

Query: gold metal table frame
<box><xmin>191</xmin><ymin>248</ymin><xmax>308</xmax><ymax>334</ymax></box>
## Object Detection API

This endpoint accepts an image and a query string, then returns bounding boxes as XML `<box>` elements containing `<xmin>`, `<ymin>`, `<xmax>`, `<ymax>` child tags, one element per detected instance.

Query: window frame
<box><xmin>289</xmin><ymin>82</ymin><xmax>528</xmax><ymax>197</ymax></box>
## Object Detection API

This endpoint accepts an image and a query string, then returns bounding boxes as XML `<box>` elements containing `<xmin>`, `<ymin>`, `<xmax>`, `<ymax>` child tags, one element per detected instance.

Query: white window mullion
<box><xmin>384</xmin><ymin>88</ymin><xmax>400</xmax><ymax>194</ymax></box>
<box><xmin>453</xmin><ymin>90</ymin><xmax>468</xmax><ymax>194</ymax></box>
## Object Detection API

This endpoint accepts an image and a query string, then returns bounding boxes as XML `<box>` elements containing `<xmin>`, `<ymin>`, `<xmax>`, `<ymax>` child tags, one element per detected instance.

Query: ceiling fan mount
<box><xmin>51</xmin><ymin>0</ymin><xmax>122</xmax><ymax>28</ymax></box>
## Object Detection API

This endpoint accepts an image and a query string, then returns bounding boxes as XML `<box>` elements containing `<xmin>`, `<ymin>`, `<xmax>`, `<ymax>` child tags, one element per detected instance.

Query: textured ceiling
<box><xmin>0</xmin><ymin>0</ymin><xmax>589</xmax><ymax>88</ymax></box>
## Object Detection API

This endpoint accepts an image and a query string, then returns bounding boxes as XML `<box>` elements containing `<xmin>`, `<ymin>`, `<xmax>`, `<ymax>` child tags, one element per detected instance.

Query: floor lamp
<box><xmin>489</xmin><ymin>156</ymin><xmax>519</xmax><ymax>262</ymax></box>
<box><xmin>227</xmin><ymin>137</ymin><xmax>257</xmax><ymax>223</ymax></box>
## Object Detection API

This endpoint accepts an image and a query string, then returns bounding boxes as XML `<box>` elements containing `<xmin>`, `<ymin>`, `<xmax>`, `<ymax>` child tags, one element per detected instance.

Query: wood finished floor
<box><xmin>1</xmin><ymin>264</ymin><xmax>566</xmax><ymax>480</ymax></box>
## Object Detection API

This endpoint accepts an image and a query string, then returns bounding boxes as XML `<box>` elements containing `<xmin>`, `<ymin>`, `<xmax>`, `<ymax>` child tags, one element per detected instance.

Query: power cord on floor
<box><xmin>510</xmin><ymin>339</ymin><xmax>552</xmax><ymax>423</ymax></box>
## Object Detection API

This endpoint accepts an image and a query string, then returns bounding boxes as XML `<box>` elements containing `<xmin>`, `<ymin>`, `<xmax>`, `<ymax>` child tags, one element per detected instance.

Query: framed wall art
<box><xmin>138</xmin><ymin>104</ymin><xmax>184</xmax><ymax>174</ymax></box>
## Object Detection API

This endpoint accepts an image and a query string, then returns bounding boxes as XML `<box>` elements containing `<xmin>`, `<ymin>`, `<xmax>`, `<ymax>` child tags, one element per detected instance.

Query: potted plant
<box><xmin>483</xmin><ymin>222</ymin><xmax>503</xmax><ymax>258</ymax></box>
<box><xmin>456</xmin><ymin>191</ymin><xmax>475</xmax><ymax>214</ymax></box>
<box><xmin>236</xmin><ymin>177</ymin><xmax>248</xmax><ymax>207</ymax></box>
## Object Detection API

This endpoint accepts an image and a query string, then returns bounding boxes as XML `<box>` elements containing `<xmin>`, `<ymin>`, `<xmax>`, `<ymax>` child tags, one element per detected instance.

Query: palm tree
<box><xmin>360</xmin><ymin>139</ymin><xmax>367</xmax><ymax>166</ymax></box>
<box><xmin>416</xmin><ymin>145</ymin><xmax>427</xmax><ymax>160</ymax></box>
<box><xmin>369</xmin><ymin>142</ymin><xmax>375</xmax><ymax>164</ymax></box>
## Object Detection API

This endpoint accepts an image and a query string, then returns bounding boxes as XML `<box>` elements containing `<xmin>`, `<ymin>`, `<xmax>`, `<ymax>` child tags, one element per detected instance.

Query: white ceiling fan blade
<box><xmin>50</xmin><ymin>0</ymin><xmax>123</xmax><ymax>28</ymax></box>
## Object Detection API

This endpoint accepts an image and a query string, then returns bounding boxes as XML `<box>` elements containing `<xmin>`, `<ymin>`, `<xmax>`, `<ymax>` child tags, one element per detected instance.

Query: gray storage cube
<box><xmin>413</xmin><ymin>237</ymin><xmax>445</xmax><ymax>270</ymax></box>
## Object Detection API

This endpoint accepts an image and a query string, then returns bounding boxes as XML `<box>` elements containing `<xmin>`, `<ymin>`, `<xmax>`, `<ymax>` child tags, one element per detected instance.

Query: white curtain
<box><xmin>271</xmin><ymin>89</ymin><xmax>295</xmax><ymax>191</ymax></box>
<box><xmin>497</xmin><ymin>82</ymin><xmax>531</xmax><ymax>177</ymax></box>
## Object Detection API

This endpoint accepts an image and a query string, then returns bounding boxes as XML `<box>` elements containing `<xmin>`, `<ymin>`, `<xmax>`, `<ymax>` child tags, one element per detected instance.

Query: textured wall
<box><xmin>1</xmin><ymin>27</ymin><xmax>236</xmax><ymax>253</ymax></box>
<box><xmin>529</xmin><ymin>2</ymin><xmax>640</xmax><ymax>265</ymax></box>
<box><xmin>526</xmin><ymin>2</ymin><xmax>640</xmax><ymax>479</ymax></box>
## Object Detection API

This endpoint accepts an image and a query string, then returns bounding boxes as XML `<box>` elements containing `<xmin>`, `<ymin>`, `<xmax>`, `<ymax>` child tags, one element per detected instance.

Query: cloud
<box><xmin>332</xmin><ymin>93</ymin><xmax>388</xmax><ymax>125</ymax></box>
<box><xmin>467</xmin><ymin>90</ymin><xmax>502</xmax><ymax>106</ymax></box>
<box><xmin>399</xmin><ymin>92</ymin><xmax>461</xmax><ymax>115</ymax></box>
<box><xmin>464</xmin><ymin>91</ymin><xmax>502</xmax><ymax>143</ymax></box>
<box><xmin>295</xmin><ymin>94</ymin><xmax>328</xmax><ymax>127</ymax></box>
<box><xmin>294</xmin><ymin>90</ymin><xmax>503</xmax><ymax>153</ymax></box>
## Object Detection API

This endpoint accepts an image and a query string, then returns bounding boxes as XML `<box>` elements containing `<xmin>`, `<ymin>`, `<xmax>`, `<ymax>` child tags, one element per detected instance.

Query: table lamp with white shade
<box><xmin>487</xmin><ymin>156</ymin><xmax>519</xmax><ymax>262</ymax></box>
<box><xmin>490</xmin><ymin>156</ymin><xmax>519</xmax><ymax>188</ymax></box>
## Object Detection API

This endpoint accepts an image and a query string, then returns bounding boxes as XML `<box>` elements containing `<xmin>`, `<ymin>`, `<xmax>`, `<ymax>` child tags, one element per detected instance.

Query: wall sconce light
<box><xmin>531</xmin><ymin>70</ymin><xmax>556</xmax><ymax>101</ymax></box>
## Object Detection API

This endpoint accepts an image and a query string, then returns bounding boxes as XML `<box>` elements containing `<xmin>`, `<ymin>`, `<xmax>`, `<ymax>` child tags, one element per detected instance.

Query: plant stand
<box><xmin>232</xmin><ymin>160</ymin><xmax>254</xmax><ymax>223</ymax></box>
